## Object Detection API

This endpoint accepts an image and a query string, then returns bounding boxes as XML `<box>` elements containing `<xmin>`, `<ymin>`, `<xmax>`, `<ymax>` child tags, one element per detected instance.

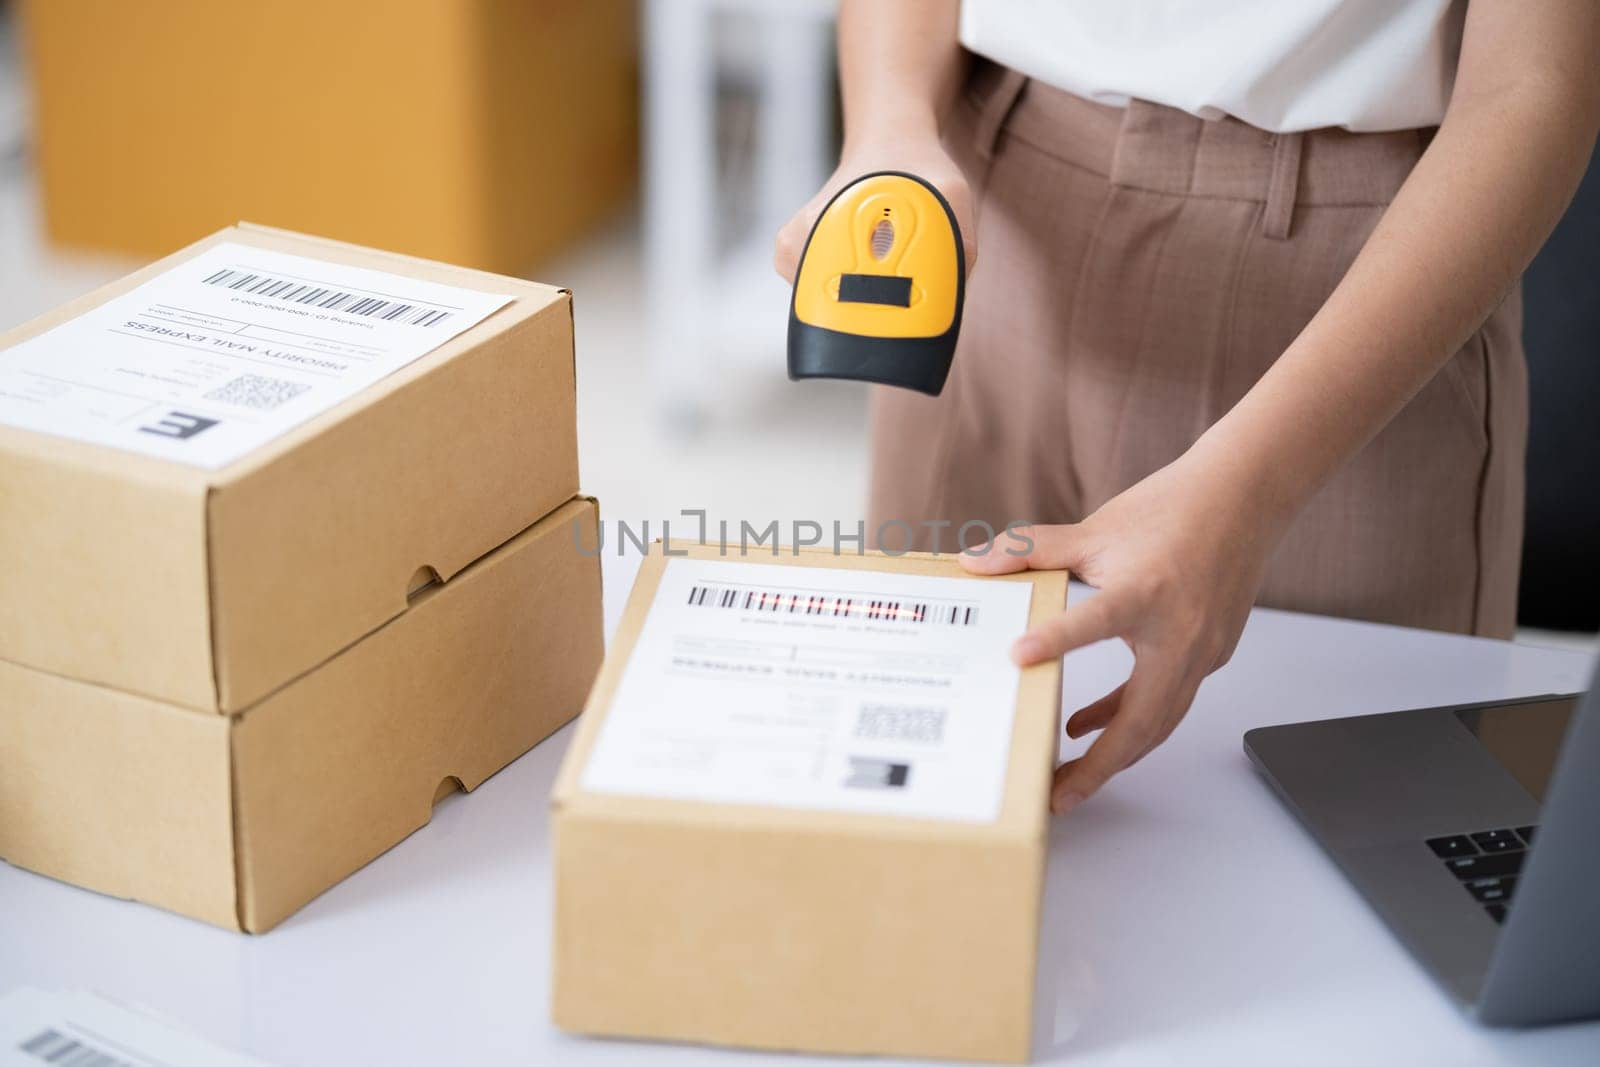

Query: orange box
<box><xmin>20</xmin><ymin>0</ymin><xmax>637</xmax><ymax>272</ymax></box>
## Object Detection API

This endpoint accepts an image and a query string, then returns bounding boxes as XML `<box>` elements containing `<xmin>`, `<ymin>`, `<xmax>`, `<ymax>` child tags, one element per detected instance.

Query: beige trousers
<box><xmin>869</xmin><ymin>62</ymin><xmax>1527</xmax><ymax>637</ymax></box>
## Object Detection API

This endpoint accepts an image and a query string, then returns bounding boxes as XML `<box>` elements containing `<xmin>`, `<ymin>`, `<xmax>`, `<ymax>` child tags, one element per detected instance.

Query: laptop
<box><xmin>1244</xmin><ymin>670</ymin><xmax>1600</xmax><ymax>1026</ymax></box>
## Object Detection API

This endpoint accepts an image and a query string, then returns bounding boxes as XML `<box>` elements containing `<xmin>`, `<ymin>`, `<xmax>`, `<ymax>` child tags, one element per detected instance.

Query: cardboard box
<box><xmin>20</xmin><ymin>0</ymin><xmax>637</xmax><ymax>273</ymax></box>
<box><xmin>550</xmin><ymin>546</ymin><xmax>1067</xmax><ymax>1063</ymax></box>
<box><xmin>0</xmin><ymin>223</ymin><xmax>578</xmax><ymax>713</ymax></box>
<box><xmin>0</xmin><ymin>498</ymin><xmax>603</xmax><ymax>933</ymax></box>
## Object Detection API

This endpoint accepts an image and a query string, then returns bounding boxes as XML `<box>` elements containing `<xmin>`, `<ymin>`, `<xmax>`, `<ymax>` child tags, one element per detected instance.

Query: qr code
<box><xmin>203</xmin><ymin>373</ymin><xmax>310</xmax><ymax>411</ymax></box>
<box><xmin>855</xmin><ymin>704</ymin><xmax>946</xmax><ymax>744</ymax></box>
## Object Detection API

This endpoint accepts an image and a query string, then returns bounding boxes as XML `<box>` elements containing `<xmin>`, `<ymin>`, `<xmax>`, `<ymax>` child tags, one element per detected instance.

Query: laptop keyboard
<box><xmin>1425</xmin><ymin>825</ymin><xmax>1538</xmax><ymax>924</ymax></box>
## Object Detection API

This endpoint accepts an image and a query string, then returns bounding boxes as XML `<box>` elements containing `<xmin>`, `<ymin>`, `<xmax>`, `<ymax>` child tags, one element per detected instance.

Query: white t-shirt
<box><xmin>959</xmin><ymin>0</ymin><xmax>1465</xmax><ymax>132</ymax></box>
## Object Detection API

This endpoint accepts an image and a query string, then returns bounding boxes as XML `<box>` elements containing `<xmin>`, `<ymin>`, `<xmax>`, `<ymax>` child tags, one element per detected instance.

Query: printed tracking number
<box><xmin>202</xmin><ymin>269</ymin><xmax>455</xmax><ymax>327</ymax></box>
<box><xmin>686</xmin><ymin>584</ymin><xmax>980</xmax><ymax>626</ymax></box>
<box><xmin>18</xmin><ymin>1027</ymin><xmax>133</xmax><ymax>1067</ymax></box>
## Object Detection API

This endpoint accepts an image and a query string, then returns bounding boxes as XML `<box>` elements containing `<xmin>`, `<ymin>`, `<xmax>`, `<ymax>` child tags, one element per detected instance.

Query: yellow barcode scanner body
<box><xmin>788</xmin><ymin>171</ymin><xmax>965</xmax><ymax>396</ymax></box>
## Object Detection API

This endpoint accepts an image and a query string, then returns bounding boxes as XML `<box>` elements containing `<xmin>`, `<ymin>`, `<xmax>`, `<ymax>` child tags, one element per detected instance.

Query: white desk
<box><xmin>2</xmin><ymin>552</ymin><xmax>1596</xmax><ymax>1066</ymax></box>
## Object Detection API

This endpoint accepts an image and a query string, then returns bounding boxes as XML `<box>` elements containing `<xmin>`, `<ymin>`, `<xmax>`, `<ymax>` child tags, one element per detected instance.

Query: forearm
<box><xmin>838</xmin><ymin>0</ymin><xmax>965</xmax><ymax>148</ymax></box>
<box><xmin>1190</xmin><ymin>5</ymin><xmax>1600</xmax><ymax>534</ymax></box>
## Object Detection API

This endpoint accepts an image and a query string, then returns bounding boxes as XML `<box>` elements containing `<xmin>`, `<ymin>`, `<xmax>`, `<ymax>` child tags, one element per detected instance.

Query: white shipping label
<box><xmin>0</xmin><ymin>242</ymin><xmax>515</xmax><ymax>469</ymax></box>
<box><xmin>582</xmin><ymin>558</ymin><xmax>1036</xmax><ymax>823</ymax></box>
<box><xmin>0</xmin><ymin>987</ymin><xmax>273</xmax><ymax>1066</ymax></box>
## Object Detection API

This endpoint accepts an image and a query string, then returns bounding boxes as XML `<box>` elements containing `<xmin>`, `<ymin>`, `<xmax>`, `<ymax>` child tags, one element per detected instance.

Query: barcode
<box><xmin>686</xmin><ymin>584</ymin><xmax>979</xmax><ymax>626</ymax></box>
<box><xmin>204</xmin><ymin>373</ymin><xmax>310</xmax><ymax>411</ymax></box>
<box><xmin>856</xmin><ymin>704</ymin><xmax>947</xmax><ymax>743</ymax></box>
<box><xmin>201</xmin><ymin>268</ymin><xmax>454</xmax><ymax>326</ymax></box>
<box><xmin>18</xmin><ymin>1027</ymin><xmax>132</xmax><ymax>1067</ymax></box>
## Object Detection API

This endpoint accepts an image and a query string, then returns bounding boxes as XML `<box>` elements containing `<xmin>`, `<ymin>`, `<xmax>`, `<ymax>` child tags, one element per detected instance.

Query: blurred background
<box><xmin>0</xmin><ymin>0</ymin><xmax>1593</xmax><ymax>652</ymax></box>
<box><xmin>0</xmin><ymin>0</ymin><xmax>863</xmax><ymax>531</ymax></box>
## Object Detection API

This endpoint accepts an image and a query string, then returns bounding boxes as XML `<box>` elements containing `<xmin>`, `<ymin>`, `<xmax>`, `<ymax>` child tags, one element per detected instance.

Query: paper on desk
<box><xmin>581</xmin><ymin>557</ymin><xmax>1035</xmax><ymax>822</ymax></box>
<box><xmin>0</xmin><ymin>987</ymin><xmax>272</xmax><ymax>1066</ymax></box>
<box><xmin>0</xmin><ymin>242</ymin><xmax>514</xmax><ymax>469</ymax></box>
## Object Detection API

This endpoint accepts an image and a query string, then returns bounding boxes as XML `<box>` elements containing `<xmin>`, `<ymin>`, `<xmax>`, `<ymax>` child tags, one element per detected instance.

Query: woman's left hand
<box><xmin>960</xmin><ymin>456</ymin><xmax>1287</xmax><ymax>815</ymax></box>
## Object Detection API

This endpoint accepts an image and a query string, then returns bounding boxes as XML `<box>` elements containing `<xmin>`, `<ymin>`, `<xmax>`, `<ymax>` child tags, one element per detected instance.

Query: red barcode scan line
<box><xmin>202</xmin><ymin>268</ymin><xmax>454</xmax><ymax>326</ymax></box>
<box><xmin>686</xmin><ymin>584</ymin><xmax>978</xmax><ymax>626</ymax></box>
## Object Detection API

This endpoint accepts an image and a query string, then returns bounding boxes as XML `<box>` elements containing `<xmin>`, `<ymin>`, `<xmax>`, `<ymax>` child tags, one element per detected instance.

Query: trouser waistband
<box><xmin>963</xmin><ymin>58</ymin><xmax>1430</xmax><ymax>240</ymax></box>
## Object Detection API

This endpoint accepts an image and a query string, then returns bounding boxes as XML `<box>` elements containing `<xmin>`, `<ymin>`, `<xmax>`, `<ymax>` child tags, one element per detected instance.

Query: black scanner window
<box><xmin>838</xmin><ymin>274</ymin><xmax>913</xmax><ymax>307</ymax></box>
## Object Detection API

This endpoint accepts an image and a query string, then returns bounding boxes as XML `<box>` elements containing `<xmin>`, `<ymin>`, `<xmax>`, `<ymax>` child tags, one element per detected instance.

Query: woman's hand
<box><xmin>961</xmin><ymin>456</ymin><xmax>1290</xmax><ymax>815</ymax></box>
<box><xmin>779</xmin><ymin>0</ymin><xmax>969</xmax><ymax>281</ymax></box>
<box><xmin>774</xmin><ymin>134</ymin><xmax>976</xmax><ymax>284</ymax></box>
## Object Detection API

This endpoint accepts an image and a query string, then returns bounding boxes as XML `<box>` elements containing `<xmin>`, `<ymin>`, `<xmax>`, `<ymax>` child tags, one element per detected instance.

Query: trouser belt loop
<box><xmin>975</xmin><ymin>67</ymin><xmax>1028</xmax><ymax>161</ymax></box>
<box><xmin>1263</xmin><ymin>130</ymin><xmax>1304</xmax><ymax>240</ymax></box>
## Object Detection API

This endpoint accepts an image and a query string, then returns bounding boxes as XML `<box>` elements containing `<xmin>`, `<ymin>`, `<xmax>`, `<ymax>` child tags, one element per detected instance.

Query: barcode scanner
<box><xmin>787</xmin><ymin>171</ymin><xmax>965</xmax><ymax>396</ymax></box>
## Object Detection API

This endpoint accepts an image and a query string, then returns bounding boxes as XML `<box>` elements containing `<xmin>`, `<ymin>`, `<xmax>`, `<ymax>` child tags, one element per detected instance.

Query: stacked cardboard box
<box><xmin>0</xmin><ymin>224</ymin><xmax>603</xmax><ymax>932</ymax></box>
<box><xmin>19</xmin><ymin>0</ymin><xmax>638</xmax><ymax>273</ymax></box>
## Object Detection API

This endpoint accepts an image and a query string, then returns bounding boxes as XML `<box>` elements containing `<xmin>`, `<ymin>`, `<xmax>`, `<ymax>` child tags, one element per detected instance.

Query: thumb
<box><xmin>774</xmin><ymin>210</ymin><xmax>815</xmax><ymax>284</ymax></box>
<box><xmin>960</xmin><ymin>523</ymin><xmax>1087</xmax><ymax>575</ymax></box>
<box><xmin>774</xmin><ymin>183</ymin><xmax>838</xmax><ymax>283</ymax></box>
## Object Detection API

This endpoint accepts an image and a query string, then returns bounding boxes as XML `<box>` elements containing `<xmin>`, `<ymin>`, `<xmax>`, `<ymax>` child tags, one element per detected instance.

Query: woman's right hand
<box><xmin>773</xmin><ymin>134</ymin><xmax>977</xmax><ymax>284</ymax></box>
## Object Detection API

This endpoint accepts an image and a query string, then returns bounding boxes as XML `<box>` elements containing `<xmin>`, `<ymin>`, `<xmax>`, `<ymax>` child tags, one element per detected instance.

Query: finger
<box><xmin>1012</xmin><ymin>592</ymin><xmax>1131</xmax><ymax>665</ymax></box>
<box><xmin>960</xmin><ymin>523</ymin><xmax>1086</xmax><ymax>576</ymax></box>
<box><xmin>1049</xmin><ymin>655</ymin><xmax>1184</xmax><ymax>813</ymax></box>
<box><xmin>1064</xmin><ymin>682</ymin><xmax>1127</xmax><ymax>739</ymax></box>
<box><xmin>773</xmin><ymin>219</ymin><xmax>805</xmax><ymax>283</ymax></box>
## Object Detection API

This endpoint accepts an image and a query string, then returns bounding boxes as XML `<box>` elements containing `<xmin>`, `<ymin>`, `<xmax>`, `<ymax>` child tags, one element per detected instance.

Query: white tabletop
<box><xmin>2</xmin><ymin>551</ymin><xmax>1596</xmax><ymax>1066</ymax></box>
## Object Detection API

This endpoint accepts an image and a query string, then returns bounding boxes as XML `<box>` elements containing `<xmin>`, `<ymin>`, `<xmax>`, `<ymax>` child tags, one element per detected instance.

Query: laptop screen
<box><xmin>1455</xmin><ymin>695</ymin><xmax>1580</xmax><ymax>804</ymax></box>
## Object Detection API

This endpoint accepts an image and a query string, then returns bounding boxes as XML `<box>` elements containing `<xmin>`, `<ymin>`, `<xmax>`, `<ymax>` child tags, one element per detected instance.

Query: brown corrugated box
<box><xmin>20</xmin><ymin>0</ymin><xmax>637</xmax><ymax>273</ymax></box>
<box><xmin>0</xmin><ymin>498</ymin><xmax>603</xmax><ymax>932</ymax></box>
<box><xmin>550</xmin><ymin>545</ymin><xmax>1067</xmax><ymax>1063</ymax></box>
<box><xmin>0</xmin><ymin>223</ymin><xmax>578</xmax><ymax>714</ymax></box>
